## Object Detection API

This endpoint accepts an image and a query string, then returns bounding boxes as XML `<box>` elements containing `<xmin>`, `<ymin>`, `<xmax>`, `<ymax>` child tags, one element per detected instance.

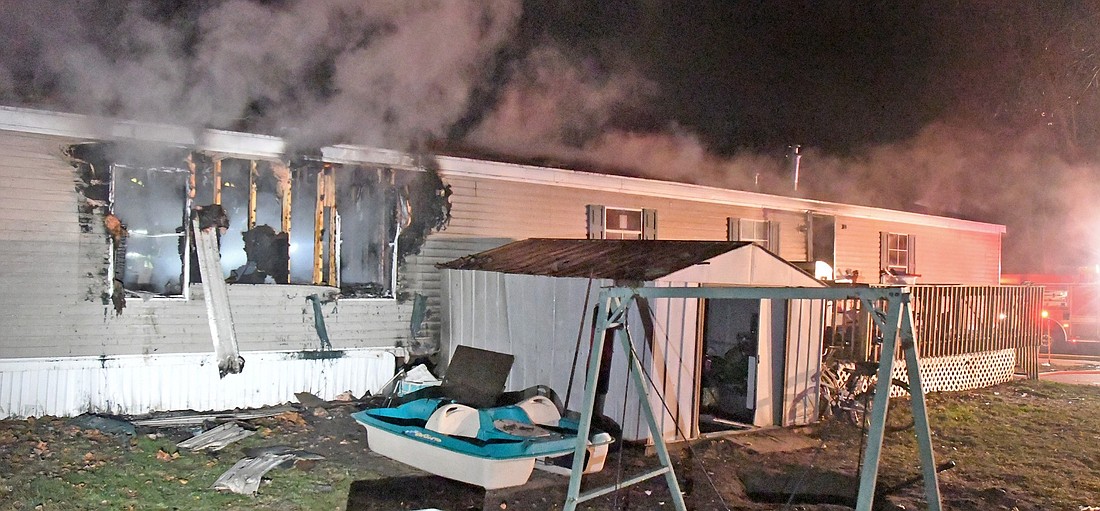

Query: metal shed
<box><xmin>439</xmin><ymin>239</ymin><xmax>827</xmax><ymax>441</ymax></box>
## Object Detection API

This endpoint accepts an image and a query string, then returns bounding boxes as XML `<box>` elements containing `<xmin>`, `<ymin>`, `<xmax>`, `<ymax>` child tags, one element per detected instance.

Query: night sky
<box><xmin>2</xmin><ymin>0</ymin><xmax>1099</xmax><ymax>273</ymax></box>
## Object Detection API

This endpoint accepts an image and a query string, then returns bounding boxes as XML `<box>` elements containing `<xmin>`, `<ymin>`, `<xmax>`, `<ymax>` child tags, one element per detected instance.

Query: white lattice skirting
<box><xmin>890</xmin><ymin>348</ymin><xmax>1016</xmax><ymax>396</ymax></box>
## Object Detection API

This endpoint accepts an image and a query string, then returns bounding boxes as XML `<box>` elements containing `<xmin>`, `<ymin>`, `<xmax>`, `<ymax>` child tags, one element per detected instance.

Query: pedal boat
<box><xmin>351</xmin><ymin>387</ymin><xmax>612</xmax><ymax>489</ymax></box>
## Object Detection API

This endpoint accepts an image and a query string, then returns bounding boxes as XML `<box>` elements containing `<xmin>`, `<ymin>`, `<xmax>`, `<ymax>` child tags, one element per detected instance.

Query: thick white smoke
<box><xmin>0</xmin><ymin>0</ymin><xmax>522</xmax><ymax>147</ymax></box>
<box><xmin>0</xmin><ymin>0</ymin><xmax>1091</xmax><ymax>272</ymax></box>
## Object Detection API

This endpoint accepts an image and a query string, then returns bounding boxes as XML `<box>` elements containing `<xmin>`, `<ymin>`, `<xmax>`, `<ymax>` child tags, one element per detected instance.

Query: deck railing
<box><xmin>824</xmin><ymin>285</ymin><xmax>1043</xmax><ymax>379</ymax></box>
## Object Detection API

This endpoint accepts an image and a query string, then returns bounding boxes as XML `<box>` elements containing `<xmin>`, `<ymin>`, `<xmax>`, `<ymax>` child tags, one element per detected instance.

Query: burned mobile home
<box><xmin>0</xmin><ymin>106</ymin><xmax>1015</xmax><ymax>433</ymax></box>
<box><xmin>0</xmin><ymin>106</ymin><xmax>451</xmax><ymax>417</ymax></box>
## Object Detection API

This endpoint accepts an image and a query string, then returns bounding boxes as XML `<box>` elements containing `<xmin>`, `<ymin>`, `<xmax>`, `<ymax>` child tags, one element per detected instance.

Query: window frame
<box><xmin>604</xmin><ymin>207</ymin><xmax>644</xmax><ymax>239</ymax></box>
<box><xmin>728</xmin><ymin>217</ymin><xmax>779</xmax><ymax>253</ymax></box>
<box><xmin>587</xmin><ymin>205</ymin><xmax>657</xmax><ymax>240</ymax></box>
<box><xmin>880</xmin><ymin>231</ymin><xmax>917</xmax><ymax>276</ymax></box>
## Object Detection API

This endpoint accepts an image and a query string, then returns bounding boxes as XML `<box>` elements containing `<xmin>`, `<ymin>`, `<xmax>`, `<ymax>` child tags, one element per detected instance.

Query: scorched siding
<box><xmin>0</xmin><ymin>130</ymin><xmax>411</xmax><ymax>360</ymax></box>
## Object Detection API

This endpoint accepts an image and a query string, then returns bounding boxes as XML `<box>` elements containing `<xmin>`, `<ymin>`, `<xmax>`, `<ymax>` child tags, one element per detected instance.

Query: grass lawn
<box><xmin>2</xmin><ymin>379</ymin><xmax>1100</xmax><ymax>510</ymax></box>
<box><xmin>878</xmin><ymin>379</ymin><xmax>1100</xmax><ymax>509</ymax></box>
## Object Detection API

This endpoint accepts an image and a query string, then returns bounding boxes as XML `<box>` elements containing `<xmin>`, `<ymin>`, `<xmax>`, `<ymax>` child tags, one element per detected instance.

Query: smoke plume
<box><xmin>0</xmin><ymin>0</ymin><xmax>1094</xmax><ymax>273</ymax></box>
<box><xmin>0</xmin><ymin>0</ymin><xmax>522</xmax><ymax>147</ymax></box>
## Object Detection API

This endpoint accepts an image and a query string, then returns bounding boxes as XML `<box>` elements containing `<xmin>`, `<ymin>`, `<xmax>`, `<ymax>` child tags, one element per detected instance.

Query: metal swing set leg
<box><xmin>855</xmin><ymin>294</ymin><xmax>942</xmax><ymax>511</ymax></box>
<box><xmin>563</xmin><ymin>295</ymin><xmax>688</xmax><ymax>511</ymax></box>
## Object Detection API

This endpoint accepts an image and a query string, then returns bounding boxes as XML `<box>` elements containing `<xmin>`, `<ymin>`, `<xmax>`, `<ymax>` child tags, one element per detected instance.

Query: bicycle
<box><xmin>820</xmin><ymin>358</ymin><xmax>914</xmax><ymax>432</ymax></box>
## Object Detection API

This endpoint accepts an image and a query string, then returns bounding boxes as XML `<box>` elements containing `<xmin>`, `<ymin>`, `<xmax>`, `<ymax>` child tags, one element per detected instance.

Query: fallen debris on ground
<box><xmin>129</xmin><ymin>405</ymin><xmax>294</xmax><ymax>427</ymax></box>
<box><xmin>178</xmin><ymin>422</ymin><xmax>256</xmax><ymax>452</ymax></box>
<box><xmin>212</xmin><ymin>453</ymin><xmax>297</xmax><ymax>495</ymax></box>
<box><xmin>69</xmin><ymin>414</ymin><xmax>135</xmax><ymax>436</ymax></box>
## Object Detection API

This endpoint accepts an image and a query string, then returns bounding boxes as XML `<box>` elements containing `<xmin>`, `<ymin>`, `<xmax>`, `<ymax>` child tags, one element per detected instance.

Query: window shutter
<box><xmin>727</xmin><ymin>217</ymin><xmax>740</xmax><ymax>241</ymax></box>
<box><xmin>906</xmin><ymin>235</ymin><xmax>917</xmax><ymax>275</ymax></box>
<box><xmin>586</xmin><ymin>205</ymin><xmax>605</xmax><ymax>239</ymax></box>
<box><xmin>767</xmin><ymin>221</ymin><xmax>780</xmax><ymax>254</ymax></box>
<box><xmin>642</xmin><ymin>208</ymin><xmax>658</xmax><ymax>240</ymax></box>
<box><xmin>879</xmin><ymin>231</ymin><xmax>889</xmax><ymax>271</ymax></box>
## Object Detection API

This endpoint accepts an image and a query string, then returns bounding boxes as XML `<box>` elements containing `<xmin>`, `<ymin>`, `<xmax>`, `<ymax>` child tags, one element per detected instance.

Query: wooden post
<box><xmin>312</xmin><ymin>165</ymin><xmax>325</xmax><ymax>285</ymax></box>
<box><xmin>213</xmin><ymin>159</ymin><xmax>223</xmax><ymax>205</ymax></box>
<box><xmin>248</xmin><ymin>160</ymin><xmax>258</xmax><ymax>230</ymax></box>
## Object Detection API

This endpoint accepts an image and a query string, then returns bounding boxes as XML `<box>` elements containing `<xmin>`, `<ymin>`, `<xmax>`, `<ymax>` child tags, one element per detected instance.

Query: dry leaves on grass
<box><xmin>155</xmin><ymin>449</ymin><xmax>180</xmax><ymax>461</ymax></box>
<box><xmin>274</xmin><ymin>411</ymin><xmax>308</xmax><ymax>427</ymax></box>
<box><xmin>33</xmin><ymin>441</ymin><xmax>49</xmax><ymax>456</ymax></box>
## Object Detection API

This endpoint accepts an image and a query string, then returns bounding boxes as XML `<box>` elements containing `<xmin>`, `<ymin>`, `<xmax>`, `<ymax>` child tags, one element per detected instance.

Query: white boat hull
<box><xmin>360</xmin><ymin>420</ymin><xmax>537</xmax><ymax>489</ymax></box>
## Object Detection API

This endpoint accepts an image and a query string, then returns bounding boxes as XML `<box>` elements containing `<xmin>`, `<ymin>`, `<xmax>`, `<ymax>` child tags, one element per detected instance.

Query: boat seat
<box><xmin>425</xmin><ymin>403</ymin><xmax>481</xmax><ymax>438</ymax></box>
<box><xmin>516</xmin><ymin>395</ymin><xmax>561</xmax><ymax>426</ymax></box>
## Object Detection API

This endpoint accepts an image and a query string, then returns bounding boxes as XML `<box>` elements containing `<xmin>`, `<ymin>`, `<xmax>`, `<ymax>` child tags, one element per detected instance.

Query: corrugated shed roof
<box><xmin>438</xmin><ymin>239</ymin><xmax>755</xmax><ymax>281</ymax></box>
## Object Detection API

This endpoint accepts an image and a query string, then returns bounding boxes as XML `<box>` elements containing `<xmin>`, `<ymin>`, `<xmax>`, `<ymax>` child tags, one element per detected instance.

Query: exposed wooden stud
<box><xmin>277</xmin><ymin>162</ymin><xmax>292</xmax><ymax>234</ymax></box>
<box><xmin>248</xmin><ymin>160</ymin><xmax>258</xmax><ymax>230</ymax></box>
<box><xmin>276</xmin><ymin>162</ymin><xmax>292</xmax><ymax>279</ymax></box>
<box><xmin>213</xmin><ymin>158</ymin><xmax>223</xmax><ymax>205</ymax></box>
<box><xmin>312</xmin><ymin>165</ymin><xmax>325</xmax><ymax>285</ymax></box>
<box><xmin>187</xmin><ymin>153</ymin><xmax>197</xmax><ymax>203</ymax></box>
<box><xmin>325</xmin><ymin>166</ymin><xmax>338</xmax><ymax>286</ymax></box>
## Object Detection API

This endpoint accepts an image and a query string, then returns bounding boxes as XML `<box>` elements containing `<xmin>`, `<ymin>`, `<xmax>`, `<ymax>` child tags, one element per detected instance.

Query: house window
<box><xmin>728</xmin><ymin>218</ymin><xmax>779</xmax><ymax>253</ymax></box>
<box><xmin>586</xmin><ymin>205</ymin><xmax>657</xmax><ymax>239</ymax></box>
<box><xmin>105</xmin><ymin>151</ymin><xmax>402</xmax><ymax>298</ymax></box>
<box><xmin>880</xmin><ymin>232</ymin><xmax>916</xmax><ymax>276</ymax></box>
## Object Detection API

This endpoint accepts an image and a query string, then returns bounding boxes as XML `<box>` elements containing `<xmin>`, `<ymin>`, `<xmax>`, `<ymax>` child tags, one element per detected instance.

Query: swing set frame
<box><xmin>562</xmin><ymin>285</ymin><xmax>942</xmax><ymax>511</ymax></box>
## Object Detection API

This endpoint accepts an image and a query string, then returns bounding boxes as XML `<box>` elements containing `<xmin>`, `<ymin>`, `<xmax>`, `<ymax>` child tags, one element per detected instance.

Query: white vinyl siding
<box><xmin>833</xmin><ymin>217</ymin><xmax>998</xmax><ymax>285</ymax></box>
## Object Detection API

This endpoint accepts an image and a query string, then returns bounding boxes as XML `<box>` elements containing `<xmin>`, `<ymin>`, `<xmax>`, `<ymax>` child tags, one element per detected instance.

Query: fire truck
<box><xmin>1002</xmin><ymin>272</ymin><xmax>1100</xmax><ymax>355</ymax></box>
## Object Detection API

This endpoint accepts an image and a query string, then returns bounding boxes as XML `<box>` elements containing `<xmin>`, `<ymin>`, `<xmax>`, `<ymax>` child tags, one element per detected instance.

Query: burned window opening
<box><xmin>69</xmin><ymin>143</ymin><xmax>194</xmax><ymax>309</ymax></box>
<box><xmin>336</xmin><ymin>165</ymin><xmax>397</xmax><ymax>297</ymax></box>
<box><xmin>68</xmin><ymin>143</ymin><xmax>452</xmax><ymax>302</ymax></box>
<box><xmin>289</xmin><ymin>165</ymin><xmax>319</xmax><ymax>285</ymax></box>
<box><xmin>113</xmin><ymin>164</ymin><xmax>191</xmax><ymax>295</ymax></box>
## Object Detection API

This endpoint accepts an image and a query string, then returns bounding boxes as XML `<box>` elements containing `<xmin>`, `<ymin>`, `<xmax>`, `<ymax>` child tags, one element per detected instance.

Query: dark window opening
<box><xmin>80</xmin><ymin>143</ymin><xmax>446</xmax><ymax>300</ymax></box>
<box><xmin>110</xmin><ymin>164</ymin><xmax>189</xmax><ymax>295</ymax></box>
<box><xmin>289</xmin><ymin>166</ymin><xmax>319</xmax><ymax>285</ymax></box>
<box><xmin>336</xmin><ymin>166</ymin><xmax>397</xmax><ymax>296</ymax></box>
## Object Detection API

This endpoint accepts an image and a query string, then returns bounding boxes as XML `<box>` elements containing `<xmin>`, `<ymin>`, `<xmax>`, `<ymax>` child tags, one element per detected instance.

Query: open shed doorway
<box><xmin>699</xmin><ymin>298</ymin><xmax>760</xmax><ymax>433</ymax></box>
